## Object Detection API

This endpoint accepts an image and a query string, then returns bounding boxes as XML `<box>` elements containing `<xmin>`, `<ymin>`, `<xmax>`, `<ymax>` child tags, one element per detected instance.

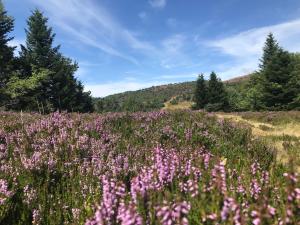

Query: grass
<box><xmin>217</xmin><ymin>112</ymin><xmax>300</xmax><ymax>171</ymax></box>
<box><xmin>163</xmin><ymin>99</ymin><xmax>193</xmax><ymax>110</ymax></box>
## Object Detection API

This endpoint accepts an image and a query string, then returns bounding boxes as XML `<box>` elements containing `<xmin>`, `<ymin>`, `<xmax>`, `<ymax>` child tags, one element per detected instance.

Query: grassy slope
<box><xmin>216</xmin><ymin>112</ymin><xmax>300</xmax><ymax>171</ymax></box>
<box><xmin>94</xmin><ymin>74</ymin><xmax>251</xmax><ymax>112</ymax></box>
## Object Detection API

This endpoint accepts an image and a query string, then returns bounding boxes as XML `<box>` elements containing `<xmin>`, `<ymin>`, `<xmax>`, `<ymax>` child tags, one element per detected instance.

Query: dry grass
<box><xmin>163</xmin><ymin>100</ymin><xmax>193</xmax><ymax>110</ymax></box>
<box><xmin>216</xmin><ymin>112</ymin><xmax>300</xmax><ymax>171</ymax></box>
<box><xmin>217</xmin><ymin>113</ymin><xmax>300</xmax><ymax>137</ymax></box>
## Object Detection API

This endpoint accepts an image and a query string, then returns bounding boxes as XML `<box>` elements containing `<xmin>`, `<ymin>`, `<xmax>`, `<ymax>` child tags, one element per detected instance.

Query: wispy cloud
<box><xmin>149</xmin><ymin>0</ymin><xmax>167</xmax><ymax>9</ymax></box>
<box><xmin>207</xmin><ymin>19</ymin><xmax>300</xmax><ymax>58</ymax></box>
<box><xmin>204</xmin><ymin>18</ymin><xmax>300</xmax><ymax>78</ymax></box>
<box><xmin>160</xmin><ymin>34</ymin><xmax>195</xmax><ymax>69</ymax></box>
<box><xmin>28</xmin><ymin>0</ymin><xmax>197</xmax><ymax>74</ymax></box>
<box><xmin>29</xmin><ymin>0</ymin><xmax>156</xmax><ymax>64</ymax></box>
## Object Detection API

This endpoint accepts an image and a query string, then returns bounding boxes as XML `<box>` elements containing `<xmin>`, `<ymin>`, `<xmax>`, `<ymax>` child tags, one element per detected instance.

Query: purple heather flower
<box><xmin>156</xmin><ymin>200</ymin><xmax>190</xmax><ymax>225</ymax></box>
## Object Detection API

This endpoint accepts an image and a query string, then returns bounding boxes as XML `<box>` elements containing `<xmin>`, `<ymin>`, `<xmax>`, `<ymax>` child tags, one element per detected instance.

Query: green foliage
<box><xmin>169</xmin><ymin>98</ymin><xmax>179</xmax><ymax>105</ymax></box>
<box><xmin>261</xmin><ymin>48</ymin><xmax>293</xmax><ymax>110</ymax></box>
<box><xmin>5</xmin><ymin>68</ymin><xmax>50</xmax><ymax>98</ymax></box>
<box><xmin>20</xmin><ymin>10</ymin><xmax>58</xmax><ymax>71</ymax></box>
<box><xmin>288</xmin><ymin>53</ymin><xmax>300</xmax><ymax>109</ymax></box>
<box><xmin>17</xmin><ymin>9</ymin><xmax>93</xmax><ymax>113</ymax></box>
<box><xmin>206</xmin><ymin>72</ymin><xmax>229</xmax><ymax>111</ymax></box>
<box><xmin>94</xmin><ymin>82</ymin><xmax>195</xmax><ymax>112</ymax></box>
<box><xmin>0</xmin><ymin>0</ymin><xmax>15</xmax><ymax>105</ymax></box>
<box><xmin>0</xmin><ymin>2</ymin><xmax>93</xmax><ymax>113</ymax></box>
<box><xmin>246</xmin><ymin>73</ymin><xmax>265</xmax><ymax>110</ymax></box>
<box><xmin>231</xmin><ymin>33</ymin><xmax>300</xmax><ymax>111</ymax></box>
<box><xmin>259</xmin><ymin>33</ymin><xmax>279</xmax><ymax>69</ymax></box>
<box><xmin>194</xmin><ymin>74</ymin><xmax>207</xmax><ymax>109</ymax></box>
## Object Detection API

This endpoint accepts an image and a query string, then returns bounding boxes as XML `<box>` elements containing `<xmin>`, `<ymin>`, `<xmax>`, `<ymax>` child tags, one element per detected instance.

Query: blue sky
<box><xmin>4</xmin><ymin>0</ymin><xmax>300</xmax><ymax>97</ymax></box>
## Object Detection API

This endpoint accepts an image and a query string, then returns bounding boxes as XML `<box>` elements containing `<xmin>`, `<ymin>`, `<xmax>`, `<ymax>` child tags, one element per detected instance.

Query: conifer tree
<box><xmin>19</xmin><ymin>10</ymin><xmax>93</xmax><ymax>112</ymax></box>
<box><xmin>194</xmin><ymin>74</ymin><xmax>207</xmax><ymax>109</ymax></box>
<box><xmin>252</xmin><ymin>33</ymin><xmax>294</xmax><ymax>110</ymax></box>
<box><xmin>262</xmin><ymin>48</ymin><xmax>292</xmax><ymax>109</ymax></box>
<box><xmin>20</xmin><ymin>10</ymin><xmax>59</xmax><ymax>71</ymax></box>
<box><xmin>0</xmin><ymin>0</ymin><xmax>15</xmax><ymax>106</ymax></box>
<box><xmin>206</xmin><ymin>72</ymin><xmax>228</xmax><ymax>111</ymax></box>
<box><xmin>207</xmin><ymin>72</ymin><xmax>219</xmax><ymax>104</ymax></box>
<box><xmin>259</xmin><ymin>33</ymin><xmax>279</xmax><ymax>70</ymax></box>
<box><xmin>287</xmin><ymin>53</ymin><xmax>300</xmax><ymax>109</ymax></box>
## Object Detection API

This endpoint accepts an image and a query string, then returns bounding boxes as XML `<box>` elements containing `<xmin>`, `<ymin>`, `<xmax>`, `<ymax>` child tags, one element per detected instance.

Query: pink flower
<box><xmin>156</xmin><ymin>201</ymin><xmax>190</xmax><ymax>225</ymax></box>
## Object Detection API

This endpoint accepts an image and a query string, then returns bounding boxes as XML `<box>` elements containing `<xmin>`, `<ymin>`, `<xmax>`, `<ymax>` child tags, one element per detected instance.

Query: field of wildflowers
<box><xmin>0</xmin><ymin>110</ymin><xmax>299</xmax><ymax>224</ymax></box>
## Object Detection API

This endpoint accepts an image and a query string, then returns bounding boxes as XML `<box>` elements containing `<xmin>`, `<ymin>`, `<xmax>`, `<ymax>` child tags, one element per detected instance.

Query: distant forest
<box><xmin>0</xmin><ymin>1</ymin><xmax>93</xmax><ymax>113</ymax></box>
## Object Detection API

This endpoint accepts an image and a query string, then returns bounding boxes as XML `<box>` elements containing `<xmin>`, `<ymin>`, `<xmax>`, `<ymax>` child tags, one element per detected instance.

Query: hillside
<box><xmin>94</xmin><ymin>74</ymin><xmax>252</xmax><ymax>112</ymax></box>
<box><xmin>223</xmin><ymin>74</ymin><xmax>251</xmax><ymax>84</ymax></box>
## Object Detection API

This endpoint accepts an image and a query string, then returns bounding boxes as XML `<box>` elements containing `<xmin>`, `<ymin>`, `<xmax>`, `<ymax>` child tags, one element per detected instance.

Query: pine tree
<box><xmin>194</xmin><ymin>74</ymin><xmax>207</xmax><ymax>109</ymax></box>
<box><xmin>288</xmin><ymin>53</ymin><xmax>300</xmax><ymax>109</ymax></box>
<box><xmin>19</xmin><ymin>10</ymin><xmax>93</xmax><ymax>112</ymax></box>
<box><xmin>259</xmin><ymin>33</ymin><xmax>279</xmax><ymax>70</ymax></box>
<box><xmin>253</xmin><ymin>34</ymin><xmax>294</xmax><ymax>110</ymax></box>
<box><xmin>206</xmin><ymin>72</ymin><xmax>229</xmax><ymax>111</ymax></box>
<box><xmin>261</xmin><ymin>48</ymin><xmax>293</xmax><ymax>110</ymax></box>
<box><xmin>207</xmin><ymin>72</ymin><xmax>219</xmax><ymax>104</ymax></box>
<box><xmin>20</xmin><ymin>10</ymin><xmax>59</xmax><ymax>71</ymax></box>
<box><xmin>0</xmin><ymin>0</ymin><xmax>15</xmax><ymax>106</ymax></box>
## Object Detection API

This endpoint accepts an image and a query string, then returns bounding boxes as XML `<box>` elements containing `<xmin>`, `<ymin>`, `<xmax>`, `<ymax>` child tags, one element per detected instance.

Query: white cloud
<box><xmin>160</xmin><ymin>34</ymin><xmax>193</xmax><ymax>69</ymax></box>
<box><xmin>162</xmin><ymin>34</ymin><xmax>185</xmax><ymax>54</ymax></box>
<box><xmin>29</xmin><ymin>0</ymin><xmax>157</xmax><ymax>64</ymax></box>
<box><xmin>216</xmin><ymin>60</ymin><xmax>257</xmax><ymax>80</ymax></box>
<box><xmin>207</xmin><ymin>19</ymin><xmax>300</xmax><ymax>58</ymax></box>
<box><xmin>28</xmin><ymin>0</ymin><xmax>196</xmax><ymax>73</ymax></box>
<box><xmin>204</xmin><ymin>18</ymin><xmax>300</xmax><ymax>79</ymax></box>
<box><xmin>149</xmin><ymin>0</ymin><xmax>167</xmax><ymax>9</ymax></box>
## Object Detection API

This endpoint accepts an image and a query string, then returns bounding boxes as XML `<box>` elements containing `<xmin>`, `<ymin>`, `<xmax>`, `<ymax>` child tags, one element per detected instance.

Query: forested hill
<box><xmin>93</xmin><ymin>74</ymin><xmax>251</xmax><ymax>112</ymax></box>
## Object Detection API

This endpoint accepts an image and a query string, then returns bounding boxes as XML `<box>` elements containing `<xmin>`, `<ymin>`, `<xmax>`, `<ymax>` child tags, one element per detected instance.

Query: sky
<box><xmin>3</xmin><ymin>0</ymin><xmax>300</xmax><ymax>97</ymax></box>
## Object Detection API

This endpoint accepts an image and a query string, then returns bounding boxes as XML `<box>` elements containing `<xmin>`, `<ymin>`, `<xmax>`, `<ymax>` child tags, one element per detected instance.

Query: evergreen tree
<box><xmin>261</xmin><ymin>48</ymin><xmax>293</xmax><ymax>110</ymax></box>
<box><xmin>194</xmin><ymin>74</ymin><xmax>208</xmax><ymax>109</ymax></box>
<box><xmin>19</xmin><ymin>10</ymin><xmax>93</xmax><ymax>112</ymax></box>
<box><xmin>206</xmin><ymin>72</ymin><xmax>229</xmax><ymax>111</ymax></box>
<box><xmin>0</xmin><ymin>0</ymin><xmax>15</xmax><ymax>106</ymax></box>
<box><xmin>259</xmin><ymin>33</ymin><xmax>279</xmax><ymax>70</ymax></box>
<box><xmin>207</xmin><ymin>72</ymin><xmax>219</xmax><ymax>104</ymax></box>
<box><xmin>288</xmin><ymin>53</ymin><xmax>300</xmax><ymax>109</ymax></box>
<box><xmin>252</xmin><ymin>34</ymin><xmax>294</xmax><ymax>110</ymax></box>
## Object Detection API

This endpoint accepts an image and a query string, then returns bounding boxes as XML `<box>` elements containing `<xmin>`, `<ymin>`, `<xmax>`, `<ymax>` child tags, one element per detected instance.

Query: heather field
<box><xmin>0</xmin><ymin>111</ymin><xmax>299</xmax><ymax>225</ymax></box>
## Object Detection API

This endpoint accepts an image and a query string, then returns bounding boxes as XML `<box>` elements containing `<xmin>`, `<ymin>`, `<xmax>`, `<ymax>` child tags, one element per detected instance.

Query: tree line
<box><xmin>194</xmin><ymin>33</ymin><xmax>300</xmax><ymax>111</ymax></box>
<box><xmin>0</xmin><ymin>1</ymin><xmax>93</xmax><ymax>113</ymax></box>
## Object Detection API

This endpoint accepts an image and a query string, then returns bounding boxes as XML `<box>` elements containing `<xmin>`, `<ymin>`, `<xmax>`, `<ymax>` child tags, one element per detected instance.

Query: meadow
<box><xmin>0</xmin><ymin>110</ymin><xmax>299</xmax><ymax>224</ymax></box>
